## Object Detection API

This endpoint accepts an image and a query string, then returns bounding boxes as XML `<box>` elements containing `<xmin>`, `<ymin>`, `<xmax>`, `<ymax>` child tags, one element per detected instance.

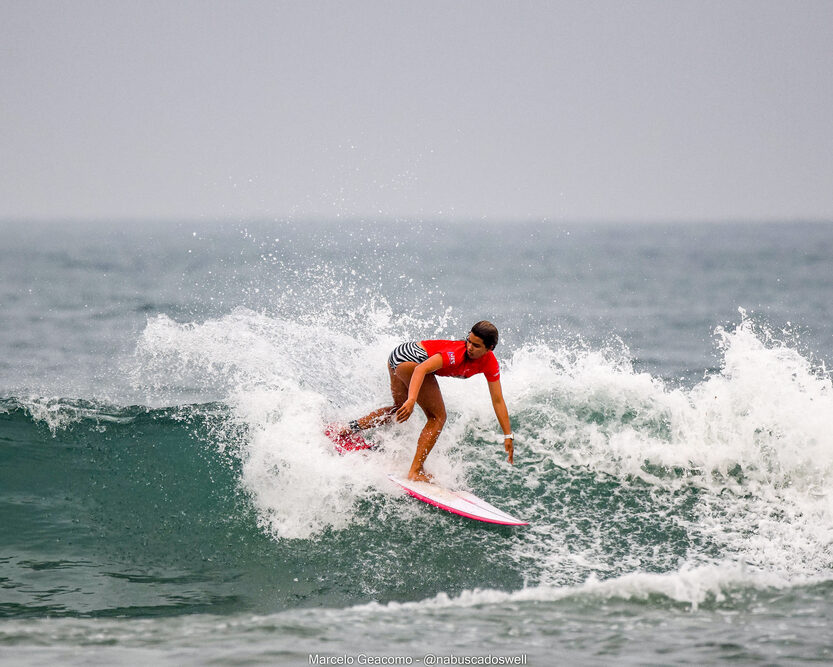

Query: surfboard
<box><xmin>324</xmin><ymin>424</ymin><xmax>377</xmax><ymax>454</ymax></box>
<box><xmin>388</xmin><ymin>474</ymin><xmax>529</xmax><ymax>526</ymax></box>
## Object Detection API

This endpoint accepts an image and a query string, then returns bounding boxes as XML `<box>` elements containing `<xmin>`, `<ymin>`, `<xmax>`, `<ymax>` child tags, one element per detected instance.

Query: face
<box><xmin>465</xmin><ymin>332</ymin><xmax>489</xmax><ymax>359</ymax></box>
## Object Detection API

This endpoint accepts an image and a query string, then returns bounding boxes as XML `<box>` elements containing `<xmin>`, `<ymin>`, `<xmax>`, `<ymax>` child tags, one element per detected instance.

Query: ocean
<box><xmin>1</xmin><ymin>220</ymin><xmax>832</xmax><ymax>665</ymax></box>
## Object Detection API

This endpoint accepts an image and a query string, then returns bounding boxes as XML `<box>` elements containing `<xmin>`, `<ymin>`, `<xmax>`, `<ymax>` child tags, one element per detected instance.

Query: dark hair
<box><xmin>471</xmin><ymin>321</ymin><xmax>499</xmax><ymax>350</ymax></box>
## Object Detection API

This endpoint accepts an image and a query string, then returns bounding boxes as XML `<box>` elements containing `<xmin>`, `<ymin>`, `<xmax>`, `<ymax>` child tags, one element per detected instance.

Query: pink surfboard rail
<box><xmin>388</xmin><ymin>474</ymin><xmax>529</xmax><ymax>526</ymax></box>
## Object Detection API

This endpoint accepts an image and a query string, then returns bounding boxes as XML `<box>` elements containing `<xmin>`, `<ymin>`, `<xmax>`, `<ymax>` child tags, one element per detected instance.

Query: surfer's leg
<box><xmin>351</xmin><ymin>361</ymin><xmax>445</xmax><ymax>479</ymax></box>
<box><xmin>406</xmin><ymin>373</ymin><xmax>446</xmax><ymax>482</ymax></box>
<box><xmin>340</xmin><ymin>364</ymin><xmax>407</xmax><ymax>433</ymax></box>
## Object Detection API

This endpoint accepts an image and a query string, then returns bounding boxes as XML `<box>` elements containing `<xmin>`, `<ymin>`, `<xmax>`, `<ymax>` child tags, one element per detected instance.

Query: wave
<box><xmin>3</xmin><ymin>307</ymin><xmax>833</xmax><ymax>619</ymax></box>
<box><xmin>0</xmin><ymin>395</ymin><xmax>216</xmax><ymax>433</ymax></box>
<box><xmin>354</xmin><ymin>561</ymin><xmax>802</xmax><ymax>613</ymax></box>
<box><xmin>133</xmin><ymin>307</ymin><xmax>831</xmax><ymax>580</ymax></box>
<box><xmin>2</xmin><ymin>563</ymin><xmax>830</xmax><ymax>658</ymax></box>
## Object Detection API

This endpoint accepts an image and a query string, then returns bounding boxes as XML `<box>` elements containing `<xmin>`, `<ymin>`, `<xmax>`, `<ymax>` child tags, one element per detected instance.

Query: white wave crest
<box><xmin>355</xmin><ymin>561</ymin><xmax>798</xmax><ymax>613</ymax></box>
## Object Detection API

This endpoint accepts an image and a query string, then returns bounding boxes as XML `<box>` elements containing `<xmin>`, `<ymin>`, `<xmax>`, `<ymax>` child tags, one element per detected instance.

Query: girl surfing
<box><xmin>337</xmin><ymin>321</ymin><xmax>514</xmax><ymax>482</ymax></box>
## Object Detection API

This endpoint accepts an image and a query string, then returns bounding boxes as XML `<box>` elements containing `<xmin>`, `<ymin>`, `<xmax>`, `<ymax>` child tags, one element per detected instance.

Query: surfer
<box><xmin>341</xmin><ymin>321</ymin><xmax>514</xmax><ymax>482</ymax></box>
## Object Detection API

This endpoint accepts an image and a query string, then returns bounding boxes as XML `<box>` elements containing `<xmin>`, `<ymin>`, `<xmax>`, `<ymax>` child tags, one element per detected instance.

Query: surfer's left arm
<box><xmin>488</xmin><ymin>380</ymin><xmax>514</xmax><ymax>465</ymax></box>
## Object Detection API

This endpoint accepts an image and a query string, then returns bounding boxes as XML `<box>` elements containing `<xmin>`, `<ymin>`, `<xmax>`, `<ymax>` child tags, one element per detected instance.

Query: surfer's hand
<box><xmin>396</xmin><ymin>399</ymin><xmax>416</xmax><ymax>423</ymax></box>
<box><xmin>505</xmin><ymin>437</ymin><xmax>514</xmax><ymax>465</ymax></box>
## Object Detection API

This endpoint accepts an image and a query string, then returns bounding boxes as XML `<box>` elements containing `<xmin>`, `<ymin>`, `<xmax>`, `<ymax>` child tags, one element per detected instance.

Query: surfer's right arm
<box><xmin>395</xmin><ymin>354</ymin><xmax>443</xmax><ymax>422</ymax></box>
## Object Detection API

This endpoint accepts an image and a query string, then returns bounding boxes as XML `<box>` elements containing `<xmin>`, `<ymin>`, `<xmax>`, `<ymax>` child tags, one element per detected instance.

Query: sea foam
<box><xmin>127</xmin><ymin>306</ymin><xmax>833</xmax><ymax>581</ymax></box>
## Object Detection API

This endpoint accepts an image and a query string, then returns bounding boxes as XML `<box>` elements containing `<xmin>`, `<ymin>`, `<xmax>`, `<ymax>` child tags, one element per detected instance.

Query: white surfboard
<box><xmin>388</xmin><ymin>474</ymin><xmax>529</xmax><ymax>526</ymax></box>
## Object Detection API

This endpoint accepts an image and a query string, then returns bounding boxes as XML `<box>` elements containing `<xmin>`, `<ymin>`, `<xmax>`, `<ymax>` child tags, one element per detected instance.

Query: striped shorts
<box><xmin>387</xmin><ymin>341</ymin><xmax>428</xmax><ymax>371</ymax></box>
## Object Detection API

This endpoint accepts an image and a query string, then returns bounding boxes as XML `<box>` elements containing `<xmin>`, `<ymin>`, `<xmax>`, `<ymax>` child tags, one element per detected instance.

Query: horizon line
<box><xmin>2</xmin><ymin>215</ymin><xmax>832</xmax><ymax>227</ymax></box>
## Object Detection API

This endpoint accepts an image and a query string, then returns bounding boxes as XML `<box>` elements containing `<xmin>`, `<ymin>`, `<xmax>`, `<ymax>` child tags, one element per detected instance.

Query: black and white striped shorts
<box><xmin>387</xmin><ymin>341</ymin><xmax>428</xmax><ymax>371</ymax></box>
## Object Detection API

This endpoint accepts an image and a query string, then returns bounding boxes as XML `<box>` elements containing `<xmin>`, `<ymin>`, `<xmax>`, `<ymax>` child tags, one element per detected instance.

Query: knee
<box><xmin>427</xmin><ymin>410</ymin><xmax>446</xmax><ymax>430</ymax></box>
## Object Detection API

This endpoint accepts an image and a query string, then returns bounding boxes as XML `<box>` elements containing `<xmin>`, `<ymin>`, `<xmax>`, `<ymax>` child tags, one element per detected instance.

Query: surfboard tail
<box><xmin>324</xmin><ymin>424</ymin><xmax>377</xmax><ymax>454</ymax></box>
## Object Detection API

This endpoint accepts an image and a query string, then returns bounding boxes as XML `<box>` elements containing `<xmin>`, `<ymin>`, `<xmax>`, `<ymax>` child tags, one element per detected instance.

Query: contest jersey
<box><xmin>420</xmin><ymin>340</ymin><xmax>501</xmax><ymax>382</ymax></box>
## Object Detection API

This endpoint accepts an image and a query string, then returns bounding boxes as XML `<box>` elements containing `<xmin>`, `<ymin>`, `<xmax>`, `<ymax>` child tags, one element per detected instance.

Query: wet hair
<box><xmin>471</xmin><ymin>321</ymin><xmax>499</xmax><ymax>350</ymax></box>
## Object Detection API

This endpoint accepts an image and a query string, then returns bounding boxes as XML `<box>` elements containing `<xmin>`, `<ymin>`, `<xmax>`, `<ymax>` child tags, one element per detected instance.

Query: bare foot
<box><xmin>407</xmin><ymin>469</ymin><xmax>434</xmax><ymax>483</ymax></box>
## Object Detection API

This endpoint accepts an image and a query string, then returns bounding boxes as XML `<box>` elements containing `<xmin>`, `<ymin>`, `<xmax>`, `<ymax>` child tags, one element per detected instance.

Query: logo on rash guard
<box><xmin>448</xmin><ymin>351</ymin><xmax>456</xmax><ymax>364</ymax></box>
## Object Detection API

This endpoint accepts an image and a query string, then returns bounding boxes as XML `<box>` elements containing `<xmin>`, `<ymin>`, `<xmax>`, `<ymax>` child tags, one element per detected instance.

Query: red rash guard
<box><xmin>420</xmin><ymin>340</ymin><xmax>500</xmax><ymax>382</ymax></box>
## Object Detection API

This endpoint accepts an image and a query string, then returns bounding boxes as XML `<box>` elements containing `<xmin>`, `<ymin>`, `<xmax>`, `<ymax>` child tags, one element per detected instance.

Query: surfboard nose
<box><xmin>388</xmin><ymin>474</ymin><xmax>529</xmax><ymax>526</ymax></box>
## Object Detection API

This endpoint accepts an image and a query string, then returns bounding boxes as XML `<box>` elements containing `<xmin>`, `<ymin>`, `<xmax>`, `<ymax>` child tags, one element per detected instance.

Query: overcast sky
<box><xmin>2</xmin><ymin>0</ymin><xmax>832</xmax><ymax>223</ymax></box>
